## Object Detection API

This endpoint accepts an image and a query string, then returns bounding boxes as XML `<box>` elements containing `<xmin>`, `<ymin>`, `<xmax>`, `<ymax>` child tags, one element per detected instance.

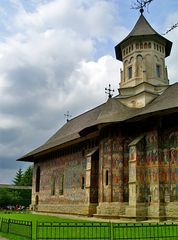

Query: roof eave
<box><xmin>115</xmin><ymin>34</ymin><xmax>172</xmax><ymax>61</ymax></box>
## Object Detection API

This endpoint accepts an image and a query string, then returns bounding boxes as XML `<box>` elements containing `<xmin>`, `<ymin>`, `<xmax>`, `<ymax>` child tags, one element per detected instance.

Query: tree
<box><xmin>21</xmin><ymin>166</ymin><xmax>33</xmax><ymax>186</ymax></box>
<box><xmin>164</xmin><ymin>23</ymin><xmax>178</xmax><ymax>35</ymax></box>
<box><xmin>13</xmin><ymin>168</ymin><xmax>23</xmax><ymax>186</ymax></box>
<box><xmin>9</xmin><ymin>166</ymin><xmax>33</xmax><ymax>207</ymax></box>
<box><xmin>0</xmin><ymin>188</ymin><xmax>21</xmax><ymax>208</ymax></box>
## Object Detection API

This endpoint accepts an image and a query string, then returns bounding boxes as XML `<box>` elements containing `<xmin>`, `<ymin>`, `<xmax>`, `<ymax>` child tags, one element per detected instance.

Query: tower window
<box><xmin>128</xmin><ymin>66</ymin><xmax>132</xmax><ymax>79</ymax></box>
<box><xmin>144</xmin><ymin>43</ymin><xmax>148</xmax><ymax>49</ymax></box>
<box><xmin>156</xmin><ymin>65</ymin><xmax>161</xmax><ymax>78</ymax></box>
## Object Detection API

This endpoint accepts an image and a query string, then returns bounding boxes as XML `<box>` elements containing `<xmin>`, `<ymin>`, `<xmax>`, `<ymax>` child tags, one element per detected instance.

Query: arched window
<box><xmin>36</xmin><ymin>167</ymin><xmax>40</xmax><ymax>192</ymax></box>
<box><xmin>156</xmin><ymin>64</ymin><xmax>161</xmax><ymax>78</ymax></box>
<box><xmin>136</xmin><ymin>43</ymin><xmax>139</xmax><ymax>49</ymax></box>
<box><xmin>128</xmin><ymin>66</ymin><xmax>132</xmax><ymax>79</ymax></box>
<box><xmin>144</xmin><ymin>42</ymin><xmax>148</xmax><ymax>49</ymax></box>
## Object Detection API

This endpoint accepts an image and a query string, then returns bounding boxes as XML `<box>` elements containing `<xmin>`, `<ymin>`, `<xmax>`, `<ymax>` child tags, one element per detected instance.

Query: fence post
<box><xmin>7</xmin><ymin>219</ymin><xmax>10</xmax><ymax>234</ymax></box>
<box><xmin>30</xmin><ymin>221</ymin><xmax>32</xmax><ymax>240</ymax></box>
<box><xmin>0</xmin><ymin>218</ymin><xmax>2</xmax><ymax>232</ymax></box>
<box><xmin>110</xmin><ymin>222</ymin><xmax>113</xmax><ymax>240</ymax></box>
<box><xmin>36</xmin><ymin>221</ymin><xmax>38</xmax><ymax>240</ymax></box>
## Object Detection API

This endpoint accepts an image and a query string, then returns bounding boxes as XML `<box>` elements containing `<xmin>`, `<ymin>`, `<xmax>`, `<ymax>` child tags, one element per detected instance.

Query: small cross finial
<box><xmin>131</xmin><ymin>0</ymin><xmax>153</xmax><ymax>13</ymax></box>
<box><xmin>140</xmin><ymin>7</ymin><xmax>144</xmax><ymax>14</ymax></box>
<box><xmin>64</xmin><ymin>111</ymin><xmax>72</xmax><ymax>122</ymax></box>
<box><xmin>105</xmin><ymin>84</ymin><xmax>114</xmax><ymax>99</ymax></box>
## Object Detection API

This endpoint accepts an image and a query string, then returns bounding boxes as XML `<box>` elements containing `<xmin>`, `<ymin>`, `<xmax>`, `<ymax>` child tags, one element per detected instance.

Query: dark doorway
<box><xmin>90</xmin><ymin>150</ymin><xmax>99</xmax><ymax>203</ymax></box>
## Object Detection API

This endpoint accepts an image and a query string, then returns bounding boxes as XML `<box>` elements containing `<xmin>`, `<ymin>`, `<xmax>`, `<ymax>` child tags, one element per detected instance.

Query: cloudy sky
<box><xmin>0</xmin><ymin>0</ymin><xmax>178</xmax><ymax>184</ymax></box>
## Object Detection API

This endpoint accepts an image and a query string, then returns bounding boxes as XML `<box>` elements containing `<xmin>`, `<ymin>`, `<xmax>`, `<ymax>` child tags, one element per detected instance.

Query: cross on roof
<box><xmin>131</xmin><ymin>0</ymin><xmax>153</xmax><ymax>13</ymax></box>
<box><xmin>105</xmin><ymin>84</ymin><xmax>114</xmax><ymax>99</ymax></box>
<box><xmin>64</xmin><ymin>111</ymin><xmax>72</xmax><ymax>122</ymax></box>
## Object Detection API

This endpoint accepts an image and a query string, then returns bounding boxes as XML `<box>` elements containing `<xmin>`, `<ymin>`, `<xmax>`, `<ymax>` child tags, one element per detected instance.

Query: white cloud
<box><xmin>165</xmin><ymin>11</ymin><xmax>178</xmax><ymax>84</ymax></box>
<box><xmin>0</xmin><ymin>0</ymin><xmax>124</xmax><ymax>183</ymax></box>
<box><xmin>0</xmin><ymin>0</ymin><xmax>177</xmax><ymax>184</ymax></box>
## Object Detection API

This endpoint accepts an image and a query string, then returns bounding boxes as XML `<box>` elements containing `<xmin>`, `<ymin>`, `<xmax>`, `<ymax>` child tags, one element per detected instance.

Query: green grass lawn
<box><xmin>0</xmin><ymin>211</ymin><xmax>84</xmax><ymax>240</ymax></box>
<box><xmin>1</xmin><ymin>212</ymin><xmax>178</xmax><ymax>240</ymax></box>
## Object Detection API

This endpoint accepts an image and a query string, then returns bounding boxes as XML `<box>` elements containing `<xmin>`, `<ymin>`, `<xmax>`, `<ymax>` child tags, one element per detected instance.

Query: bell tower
<box><xmin>115</xmin><ymin>10</ymin><xmax>172</xmax><ymax>108</ymax></box>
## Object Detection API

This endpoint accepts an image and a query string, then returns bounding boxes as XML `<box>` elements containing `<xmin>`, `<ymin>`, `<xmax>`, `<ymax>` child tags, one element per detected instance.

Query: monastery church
<box><xmin>19</xmin><ymin>10</ymin><xmax>178</xmax><ymax>220</ymax></box>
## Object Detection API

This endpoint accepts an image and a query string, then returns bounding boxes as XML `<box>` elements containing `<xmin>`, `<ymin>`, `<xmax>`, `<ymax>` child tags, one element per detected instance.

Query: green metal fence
<box><xmin>0</xmin><ymin>217</ymin><xmax>32</xmax><ymax>239</ymax></box>
<box><xmin>36</xmin><ymin>221</ymin><xmax>178</xmax><ymax>240</ymax></box>
<box><xmin>36</xmin><ymin>222</ymin><xmax>111</xmax><ymax>240</ymax></box>
<box><xmin>112</xmin><ymin>222</ymin><xmax>178</xmax><ymax>239</ymax></box>
<box><xmin>1</xmin><ymin>218</ymin><xmax>178</xmax><ymax>240</ymax></box>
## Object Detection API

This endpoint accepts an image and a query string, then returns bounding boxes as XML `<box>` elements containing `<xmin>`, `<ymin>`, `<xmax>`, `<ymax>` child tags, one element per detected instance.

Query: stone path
<box><xmin>0</xmin><ymin>238</ymin><xmax>7</xmax><ymax>240</ymax></box>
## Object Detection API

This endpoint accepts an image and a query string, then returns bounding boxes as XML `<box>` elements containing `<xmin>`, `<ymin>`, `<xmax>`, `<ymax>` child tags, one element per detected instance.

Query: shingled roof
<box><xmin>18</xmin><ymin>83</ymin><xmax>178</xmax><ymax>162</ymax></box>
<box><xmin>115</xmin><ymin>13</ymin><xmax>172</xmax><ymax>61</ymax></box>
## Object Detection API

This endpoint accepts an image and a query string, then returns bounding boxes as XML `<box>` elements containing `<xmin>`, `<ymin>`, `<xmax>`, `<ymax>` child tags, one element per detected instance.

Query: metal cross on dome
<box><xmin>105</xmin><ymin>84</ymin><xmax>114</xmax><ymax>99</ymax></box>
<box><xmin>131</xmin><ymin>0</ymin><xmax>153</xmax><ymax>13</ymax></box>
<box><xmin>64</xmin><ymin>111</ymin><xmax>72</xmax><ymax>122</ymax></box>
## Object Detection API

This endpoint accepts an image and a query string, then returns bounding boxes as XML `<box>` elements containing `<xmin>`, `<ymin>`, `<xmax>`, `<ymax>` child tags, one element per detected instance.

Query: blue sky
<box><xmin>0</xmin><ymin>0</ymin><xmax>178</xmax><ymax>184</ymax></box>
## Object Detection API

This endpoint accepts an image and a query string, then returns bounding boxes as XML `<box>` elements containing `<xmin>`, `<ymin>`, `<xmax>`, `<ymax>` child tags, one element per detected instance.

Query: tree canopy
<box><xmin>0</xmin><ymin>166</ymin><xmax>33</xmax><ymax>208</ymax></box>
<box><xmin>13</xmin><ymin>166</ymin><xmax>32</xmax><ymax>186</ymax></box>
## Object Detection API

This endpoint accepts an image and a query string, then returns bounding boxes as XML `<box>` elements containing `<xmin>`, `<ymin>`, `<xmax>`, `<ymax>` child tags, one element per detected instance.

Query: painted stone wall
<box><xmin>144</xmin><ymin>130</ymin><xmax>160</xmax><ymax>205</ymax></box>
<box><xmin>31</xmin><ymin>150</ymin><xmax>90</xmax><ymax>214</ymax></box>
<box><xmin>30</xmin><ymin>114</ymin><xmax>178</xmax><ymax>219</ymax></box>
<box><xmin>99</xmin><ymin>135</ymin><xmax>129</xmax><ymax>203</ymax></box>
<box><xmin>160</xmin><ymin>130</ymin><xmax>178</xmax><ymax>202</ymax></box>
<box><xmin>97</xmin><ymin>134</ymin><xmax>129</xmax><ymax>216</ymax></box>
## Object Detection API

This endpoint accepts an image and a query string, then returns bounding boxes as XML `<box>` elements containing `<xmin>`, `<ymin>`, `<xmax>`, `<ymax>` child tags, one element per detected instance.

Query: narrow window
<box><xmin>105</xmin><ymin>170</ymin><xmax>109</xmax><ymax>186</ymax></box>
<box><xmin>128</xmin><ymin>66</ymin><xmax>132</xmax><ymax>79</ymax></box>
<box><xmin>36</xmin><ymin>167</ymin><xmax>40</xmax><ymax>192</ymax></box>
<box><xmin>59</xmin><ymin>174</ymin><xmax>64</xmax><ymax>195</ymax></box>
<box><xmin>156</xmin><ymin>64</ymin><xmax>161</xmax><ymax>78</ymax></box>
<box><xmin>51</xmin><ymin>176</ymin><xmax>55</xmax><ymax>196</ymax></box>
<box><xmin>35</xmin><ymin>195</ymin><xmax>39</xmax><ymax>205</ymax></box>
<box><xmin>144</xmin><ymin>42</ymin><xmax>148</xmax><ymax>49</ymax></box>
<box><xmin>81</xmin><ymin>176</ymin><xmax>85</xmax><ymax>190</ymax></box>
